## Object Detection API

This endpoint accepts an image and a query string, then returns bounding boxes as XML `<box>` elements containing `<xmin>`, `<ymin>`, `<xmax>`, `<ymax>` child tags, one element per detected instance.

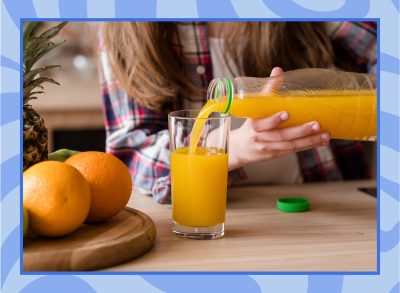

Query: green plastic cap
<box><xmin>277</xmin><ymin>197</ymin><xmax>310</xmax><ymax>213</ymax></box>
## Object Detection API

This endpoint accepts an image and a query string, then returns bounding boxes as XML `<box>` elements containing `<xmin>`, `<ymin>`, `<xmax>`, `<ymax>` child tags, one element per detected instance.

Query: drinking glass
<box><xmin>168</xmin><ymin>110</ymin><xmax>230</xmax><ymax>240</ymax></box>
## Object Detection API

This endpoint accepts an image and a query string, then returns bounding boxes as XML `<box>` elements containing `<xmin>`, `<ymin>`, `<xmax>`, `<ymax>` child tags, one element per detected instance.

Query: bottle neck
<box><xmin>207</xmin><ymin>77</ymin><xmax>234</xmax><ymax>114</ymax></box>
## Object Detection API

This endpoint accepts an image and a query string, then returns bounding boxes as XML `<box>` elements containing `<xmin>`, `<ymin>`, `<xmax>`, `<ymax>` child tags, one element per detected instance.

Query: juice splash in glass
<box><xmin>168</xmin><ymin>110</ymin><xmax>230</xmax><ymax>239</ymax></box>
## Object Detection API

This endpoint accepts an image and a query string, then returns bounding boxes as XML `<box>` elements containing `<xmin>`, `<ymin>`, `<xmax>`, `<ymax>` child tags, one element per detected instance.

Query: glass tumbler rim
<box><xmin>168</xmin><ymin>109</ymin><xmax>230</xmax><ymax>121</ymax></box>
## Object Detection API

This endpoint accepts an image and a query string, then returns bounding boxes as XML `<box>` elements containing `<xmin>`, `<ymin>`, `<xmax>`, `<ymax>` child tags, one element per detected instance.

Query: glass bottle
<box><xmin>205</xmin><ymin>68</ymin><xmax>376</xmax><ymax>141</ymax></box>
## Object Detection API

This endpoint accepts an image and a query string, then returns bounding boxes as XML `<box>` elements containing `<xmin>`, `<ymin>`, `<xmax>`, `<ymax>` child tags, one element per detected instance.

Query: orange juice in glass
<box><xmin>168</xmin><ymin>110</ymin><xmax>230</xmax><ymax>239</ymax></box>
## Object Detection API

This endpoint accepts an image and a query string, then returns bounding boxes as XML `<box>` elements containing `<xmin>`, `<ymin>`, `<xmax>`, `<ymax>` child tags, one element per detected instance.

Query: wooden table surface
<box><xmin>103</xmin><ymin>180</ymin><xmax>377</xmax><ymax>272</ymax></box>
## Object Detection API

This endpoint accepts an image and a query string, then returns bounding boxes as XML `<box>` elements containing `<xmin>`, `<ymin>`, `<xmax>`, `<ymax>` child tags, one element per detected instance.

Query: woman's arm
<box><xmin>103</xmin><ymin>90</ymin><xmax>171</xmax><ymax>204</ymax></box>
<box><xmin>99</xmin><ymin>51</ymin><xmax>171</xmax><ymax>203</ymax></box>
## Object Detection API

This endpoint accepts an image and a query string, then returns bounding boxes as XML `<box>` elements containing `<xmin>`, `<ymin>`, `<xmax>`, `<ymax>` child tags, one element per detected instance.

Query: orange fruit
<box><xmin>23</xmin><ymin>161</ymin><xmax>91</xmax><ymax>237</ymax></box>
<box><xmin>23</xmin><ymin>206</ymin><xmax>29</xmax><ymax>236</ymax></box>
<box><xmin>65</xmin><ymin>151</ymin><xmax>132</xmax><ymax>223</ymax></box>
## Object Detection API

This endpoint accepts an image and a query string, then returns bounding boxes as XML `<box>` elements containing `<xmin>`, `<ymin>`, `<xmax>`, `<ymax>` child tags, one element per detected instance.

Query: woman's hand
<box><xmin>228</xmin><ymin>67</ymin><xmax>331</xmax><ymax>170</ymax></box>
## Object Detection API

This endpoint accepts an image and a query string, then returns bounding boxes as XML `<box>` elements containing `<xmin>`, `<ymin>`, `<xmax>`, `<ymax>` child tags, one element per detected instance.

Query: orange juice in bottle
<box><xmin>190</xmin><ymin>68</ymin><xmax>377</xmax><ymax>150</ymax></box>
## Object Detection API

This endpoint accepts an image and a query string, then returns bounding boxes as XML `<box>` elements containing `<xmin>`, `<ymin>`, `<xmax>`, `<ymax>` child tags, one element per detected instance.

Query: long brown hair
<box><xmin>103</xmin><ymin>22</ymin><xmax>333</xmax><ymax>112</ymax></box>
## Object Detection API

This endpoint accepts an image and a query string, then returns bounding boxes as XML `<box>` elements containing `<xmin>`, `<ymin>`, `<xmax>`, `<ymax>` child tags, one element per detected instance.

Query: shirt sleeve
<box><xmin>329</xmin><ymin>21</ymin><xmax>377</xmax><ymax>74</ymax></box>
<box><xmin>99</xmin><ymin>51</ymin><xmax>171</xmax><ymax>204</ymax></box>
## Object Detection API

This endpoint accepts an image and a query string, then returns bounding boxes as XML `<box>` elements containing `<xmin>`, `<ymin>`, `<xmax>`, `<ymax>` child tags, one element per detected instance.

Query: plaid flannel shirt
<box><xmin>99</xmin><ymin>21</ymin><xmax>376</xmax><ymax>204</ymax></box>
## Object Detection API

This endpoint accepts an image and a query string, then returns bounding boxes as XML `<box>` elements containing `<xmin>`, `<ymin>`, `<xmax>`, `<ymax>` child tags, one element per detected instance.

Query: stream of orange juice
<box><xmin>189</xmin><ymin>89</ymin><xmax>376</xmax><ymax>152</ymax></box>
<box><xmin>171</xmin><ymin>147</ymin><xmax>228</xmax><ymax>227</ymax></box>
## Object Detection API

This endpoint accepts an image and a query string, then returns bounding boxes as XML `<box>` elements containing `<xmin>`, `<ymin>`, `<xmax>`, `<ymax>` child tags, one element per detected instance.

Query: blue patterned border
<box><xmin>1</xmin><ymin>1</ymin><xmax>399</xmax><ymax>292</ymax></box>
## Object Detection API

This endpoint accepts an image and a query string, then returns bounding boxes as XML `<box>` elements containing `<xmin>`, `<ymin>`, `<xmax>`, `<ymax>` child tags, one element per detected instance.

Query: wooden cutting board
<box><xmin>23</xmin><ymin>207</ymin><xmax>156</xmax><ymax>271</ymax></box>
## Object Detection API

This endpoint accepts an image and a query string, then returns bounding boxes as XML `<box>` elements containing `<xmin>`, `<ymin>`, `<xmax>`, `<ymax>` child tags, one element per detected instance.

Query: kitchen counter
<box><xmin>103</xmin><ymin>180</ymin><xmax>377</xmax><ymax>272</ymax></box>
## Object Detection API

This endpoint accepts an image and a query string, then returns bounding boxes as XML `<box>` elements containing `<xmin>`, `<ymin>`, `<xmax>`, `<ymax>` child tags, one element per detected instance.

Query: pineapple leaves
<box><xmin>24</xmin><ymin>76</ymin><xmax>60</xmax><ymax>92</ymax></box>
<box><xmin>23</xmin><ymin>65</ymin><xmax>61</xmax><ymax>85</ymax></box>
<box><xmin>39</xmin><ymin>22</ymin><xmax>68</xmax><ymax>39</ymax></box>
<box><xmin>25</xmin><ymin>40</ymin><xmax>66</xmax><ymax>72</ymax></box>
<box><xmin>23</xmin><ymin>21</ymin><xmax>68</xmax><ymax>72</ymax></box>
<box><xmin>23</xmin><ymin>22</ymin><xmax>43</xmax><ymax>49</ymax></box>
<box><xmin>23</xmin><ymin>21</ymin><xmax>68</xmax><ymax>104</ymax></box>
<box><xmin>27</xmin><ymin>91</ymin><xmax>45</xmax><ymax>97</ymax></box>
<box><xmin>24</xmin><ymin>76</ymin><xmax>60</xmax><ymax>103</ymax></box>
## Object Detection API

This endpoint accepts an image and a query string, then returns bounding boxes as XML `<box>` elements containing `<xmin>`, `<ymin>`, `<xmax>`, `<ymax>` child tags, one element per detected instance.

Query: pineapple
<box><xmin>23</xmin><ymin>22</ymin><xmax>67</xmax><ymax>170</ymax></box>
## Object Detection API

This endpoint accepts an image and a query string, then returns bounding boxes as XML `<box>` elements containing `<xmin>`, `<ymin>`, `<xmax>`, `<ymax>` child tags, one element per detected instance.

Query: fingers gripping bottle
<box><xmin>204</xmin><ymin>68</ymin><xmax>376</xmax><ymax>141</ymax></box>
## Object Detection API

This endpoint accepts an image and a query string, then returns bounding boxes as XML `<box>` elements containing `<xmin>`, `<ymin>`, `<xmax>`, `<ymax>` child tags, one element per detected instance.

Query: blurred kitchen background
<box><xmin>33</xmin><ymin>22</ymin><xmax>105</xmax><ymax>152</ymax></box>
<box><xmin>34</xmin><ymin>21</ymin><xmax>376</xmax><ymax>178</ymax></box>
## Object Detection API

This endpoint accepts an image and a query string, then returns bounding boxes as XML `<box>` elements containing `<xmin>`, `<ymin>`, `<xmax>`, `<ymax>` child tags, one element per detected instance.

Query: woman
<box><xmin>99</xmin><ymin>22</ymin><xmax>376</xmax><ymax>203</ymax></box>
